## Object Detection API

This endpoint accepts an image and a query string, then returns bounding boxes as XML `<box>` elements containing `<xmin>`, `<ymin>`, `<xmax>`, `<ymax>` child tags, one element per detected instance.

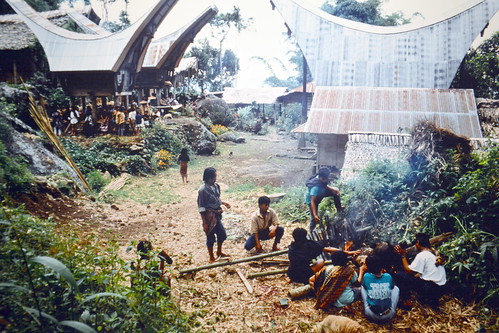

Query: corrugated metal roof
<box><xmin>293</xmin><ymin>87</ymin><xmax>482</xmax><ymax>138</ymax></box>
<box><xmin>222</xmin><ymin>87</ymin><xmax>288</xmax><ymax>104</ymax></box>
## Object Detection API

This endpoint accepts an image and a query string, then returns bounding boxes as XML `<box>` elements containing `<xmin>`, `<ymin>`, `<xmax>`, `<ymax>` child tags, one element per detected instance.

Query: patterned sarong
<box><xmin>313</xmin><ymin>264</ymin><xmax>355</xmax><ymax>309</ymax></box>
<box><xmin>203</xmin><ymin>208</ymin><xmax>222</xmax><ymax>235</ymax></box>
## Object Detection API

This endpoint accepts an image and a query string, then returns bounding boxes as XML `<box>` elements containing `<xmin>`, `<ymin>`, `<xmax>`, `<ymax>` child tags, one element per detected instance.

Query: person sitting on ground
<box><xmin>131</xmin><ymin>240</ymin><xmax>173</xmax><ymax>292</ymax></box>
<box><xmin>305</xmin><ymin>167</ymin><xmax>344</xmax><ymax>233</ymax></box>
<box><xmin>358</xmin><ymin>255</ymin><xmax>399</xmax><ymax>322</ymax></box>
<box><xmin>309</xmin><ymin>250</ymin><xmax>361</xmax><ymax>310</ymax></box>
<box><xmin>244</xmin><ymin>196</ymin><xmax>284</xmax><ymax>253</ymax></box>
<box><xmin>394</xmin><ymin>232</ymin><xmax>447</xmax><ymax>307</ymax></box>
<box><xmin>287</xmin><ymin>227</ymin><xmax>359</xmax><ymax>285</ymax></box>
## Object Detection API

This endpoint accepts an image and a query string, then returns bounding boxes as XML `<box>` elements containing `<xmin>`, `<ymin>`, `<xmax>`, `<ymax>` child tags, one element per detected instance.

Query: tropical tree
<box><xmin>209</xmin><ymin>6</ymin><xmax>251</xmax><ymax>82</ymax></box>
<box><xmin>320</xmin><ymin>0</ymin><xmax>412</xmax><ymax>26</ymax></box>
<box><xmin>451</xmin><ymin>32</ymin><xmax>499</xmax><ymax>99</ymax></box>
<box><xmin>186</xmin><ymin>39</ymin><xmax>219</xmax><ymax>91</ymax></box>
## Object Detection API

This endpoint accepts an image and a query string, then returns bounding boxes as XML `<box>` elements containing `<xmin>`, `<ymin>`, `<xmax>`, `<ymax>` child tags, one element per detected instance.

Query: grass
<box><xmin>109</xmin><ymin>173</ymin><xmax>181</xmax><ymax>205</ymax></box>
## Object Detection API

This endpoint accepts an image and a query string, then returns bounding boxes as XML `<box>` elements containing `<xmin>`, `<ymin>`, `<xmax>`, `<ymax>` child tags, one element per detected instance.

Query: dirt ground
<box><xmin>19</xmin><ymin>129</ymin><xmax>488</xmax><ymax>332</ymax></box>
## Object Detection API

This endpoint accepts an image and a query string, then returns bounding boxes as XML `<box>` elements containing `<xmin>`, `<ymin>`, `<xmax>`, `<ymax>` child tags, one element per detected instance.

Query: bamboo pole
<box><xmin>178</xmin><ymin>249</ymin><xmax>288</xmax><ymax>275</ymax></box>
<box><xmin>22</xmin><ymin>82</ymin><xmax>92</xmax><ymax>192</ymax></box>
<box><xmin>247</xmin><ymin>268</ymin><xmax>287</xmax><ymax>279</ymax></box>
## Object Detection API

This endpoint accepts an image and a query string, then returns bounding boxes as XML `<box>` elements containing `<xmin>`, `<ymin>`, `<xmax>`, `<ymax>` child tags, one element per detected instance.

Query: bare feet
<box><xmin>217</xmin><ymin>252</ymin><xmax>230</xmax><ymax>258</ymax></box>
<box><xmin>272</xmin><ymin>245</ymin><xmax>281</xmax><ymax>252</ymax></box>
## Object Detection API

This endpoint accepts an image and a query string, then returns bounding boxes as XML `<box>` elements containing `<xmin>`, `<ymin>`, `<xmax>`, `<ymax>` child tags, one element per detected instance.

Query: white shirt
<box><xmin>409</xmin><ymin>250</ymin><xmax>446</xmax><ymax>286</ymax></box>
<box><xmin>128</xmin><ymin>110</ymin><xmax>136</xmax><ymax>121</ymax></box>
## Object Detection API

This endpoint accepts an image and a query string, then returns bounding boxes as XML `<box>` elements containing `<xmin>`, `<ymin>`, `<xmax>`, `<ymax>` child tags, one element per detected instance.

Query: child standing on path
<box><xmin>177</xmin><ymin>148</ymin><xmax>190</xmax><ymax>184</ymax></box>
<box><xmin>197</xmin><ymin>167</ymin><xmax>231</xmax><ymax>262</ymax></box>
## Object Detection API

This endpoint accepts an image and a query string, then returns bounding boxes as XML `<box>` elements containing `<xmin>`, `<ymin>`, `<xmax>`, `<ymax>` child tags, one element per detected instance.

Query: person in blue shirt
<box><xmin>305</xmin><ymin>167</ymin><xmax>344</xmax><ymax>233</ymax></box>
<box><xmin>359</xmin><ymin>255</ymin><xmax>399</xmax><ymax>322</ymax></box>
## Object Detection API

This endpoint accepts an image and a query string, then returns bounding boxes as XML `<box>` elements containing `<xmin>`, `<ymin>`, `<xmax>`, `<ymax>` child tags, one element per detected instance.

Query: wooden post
<box><xmin>236</xmin><ymin>269</ymin><xmax>253</xmax><ymax>293</ymax></box>
<box><xmin>288</xmin><ymin>284</ymin><xmax>313</xmax><ymax>300</ymax></box>
<box><xmin>179</xmin><ymin>249</ymin><xmax>288</xmax><ymax>275</ymax></box>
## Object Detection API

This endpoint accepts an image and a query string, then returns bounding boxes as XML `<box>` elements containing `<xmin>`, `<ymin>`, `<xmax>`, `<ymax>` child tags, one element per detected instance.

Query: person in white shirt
<box><xmin>394</xmin><ymin>233</ymin><xmax>447</xmax><ymax>307</ymax></box>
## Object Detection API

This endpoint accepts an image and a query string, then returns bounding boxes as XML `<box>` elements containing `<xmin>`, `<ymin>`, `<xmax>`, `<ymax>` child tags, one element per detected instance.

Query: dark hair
<box><xmin>137</xmin><ymin>240</ymin><xmax>153</xmax><ymax>260</ymax></box>
<box><xmin>180</xmin><ymin>148</ymin><xmax>188</xmax><ymax>155</ymax></box>
<box><xmin>330</xmin><ymin>251</ymin><xmax>348</xmax><ymax>266</ymax></box>
<box><xmin>416</xmin><ymin>232</ymin><xmax>431</xmax><ymax>248</ymax></box>
<box><xmin>292</xmin><ymin>227</ymin><xmax>308</xmax><ymax>243</ymax></box>
<box><xmin>366</xmin><ymin>255</ymin><xmax>383</xmax><ymax>274</ymax></box>
<box><xmin>203</xmin><ymin>167</ymin><xmax>217</xmax><ymax>182</ymax></box>
<box><xmin>318</xmin><ymin>167</ymin><xmax>331</xmax><ymax>179</ymax></box>
<box><xmin>258</xmin><ymin>196</ymin><xmax>271</xmax><ymax>206</ymax></box>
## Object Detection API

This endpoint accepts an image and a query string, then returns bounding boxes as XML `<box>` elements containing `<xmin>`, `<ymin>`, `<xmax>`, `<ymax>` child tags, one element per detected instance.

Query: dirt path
<box><xmin>35</xmin><ymin>129</ymin><xmax>484</xmax><ymax>332</ymax></box>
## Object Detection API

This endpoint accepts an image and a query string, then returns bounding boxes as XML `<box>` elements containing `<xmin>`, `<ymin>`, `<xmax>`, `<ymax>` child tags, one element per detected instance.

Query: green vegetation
<box><xmin>276</xmin><ymin>103</ymin><xmax>303</xmax><ymax>133</ymax></box>
<box><xmin>452</xmin><ymin>32</ymin><xmax>499</xmax><ymax>99</ymax></box>
<box><xmin>106</xmin><ymin>176</ymin><xmax>180</xmax><ymax>205</ymax></box>
<box><xmin>315</xmin><ymin>123</ymin><xmax>498</xmax><ymax>305</ymax></box>
<box><xmin>321</xmin><ymin>0</ymin><xmax>412</xmax><ymax>26</ymax></box>
<box><xmin>0</xmin><ymin>205</ymin><xmax>193</xmax><ymax>332</ymax></box>
<box><xmin>61</xmin><ymin>124</ymin><xmax>185</xmax><ymax>183</ymax></box>
<box><xmin>0</xmin><ymin>117</ymin><xmax>34</xmax><ymax>200</ymax></box>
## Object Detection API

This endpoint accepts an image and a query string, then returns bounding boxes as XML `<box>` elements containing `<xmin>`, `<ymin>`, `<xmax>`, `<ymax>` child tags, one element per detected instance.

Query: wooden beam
<box><xmin>236</xmin><ymin>269</ymin><xmax>253</xmax><ymax>293</ymax></box>
<box><xmin>179</xmin><ymin>249</ymin><xmax>288</xmax><ymax>275</ymax></box>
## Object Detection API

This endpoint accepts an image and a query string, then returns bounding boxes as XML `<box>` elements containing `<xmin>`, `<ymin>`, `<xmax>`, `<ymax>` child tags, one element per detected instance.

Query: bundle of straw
<box><xmin>22</xmin><ymin>82</ymin><xmax>92</xmax><ymax>193</ymax></box>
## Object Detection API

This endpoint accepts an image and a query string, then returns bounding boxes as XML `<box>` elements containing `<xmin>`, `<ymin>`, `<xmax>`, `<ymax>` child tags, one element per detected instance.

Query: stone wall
<box><xmin>341</xmin><ymin>131</ymin><xmax>498</xmax><ymax>181</ymax></box>
<box><xmin>341</xmin><ymin>132</ymin><xmax>411</xmax><ymax>181</ymax></box>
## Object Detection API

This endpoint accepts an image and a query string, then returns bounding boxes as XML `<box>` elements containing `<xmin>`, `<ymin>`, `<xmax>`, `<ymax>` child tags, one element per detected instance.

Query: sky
<box><xmin>66</xmin><ymin>0</ymin><xmax>498</xmax><ymax>88</ymax></box>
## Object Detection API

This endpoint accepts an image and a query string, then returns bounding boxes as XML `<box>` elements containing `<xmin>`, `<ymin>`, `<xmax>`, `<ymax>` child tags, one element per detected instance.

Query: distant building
<box><xmin>292</xmin><ymin>87</ymin><xmax>483</xmax><ymax>173</ymax></box>
<box><xmin>0</xmin><ymin>6</ymin><xmax>99</xmax><ymax>83</ymax></box>
<box><xmin>222</xmin><ymin>87</ymin><xmax>288</xmax><ymax>121</ymax></box>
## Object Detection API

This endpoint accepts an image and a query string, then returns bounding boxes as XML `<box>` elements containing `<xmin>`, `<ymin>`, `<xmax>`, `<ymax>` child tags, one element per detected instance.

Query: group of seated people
<box><xmin>287</xmin><ymin>228</ymin><xmax>447</xmax><ymax>323</ymax></box>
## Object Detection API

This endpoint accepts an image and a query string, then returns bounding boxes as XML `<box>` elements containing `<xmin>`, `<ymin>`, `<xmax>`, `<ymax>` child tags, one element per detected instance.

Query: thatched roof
<box><xmin>0</xmin><ymin>6</ymin><xmax>97</xmax><ymax>51</ymax></box>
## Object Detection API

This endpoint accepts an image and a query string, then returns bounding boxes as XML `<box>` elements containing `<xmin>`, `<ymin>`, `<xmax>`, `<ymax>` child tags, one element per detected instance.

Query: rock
<box><xmin>218</xmin><ymin>132</ymin><xmax>237</xmax><ymax>142</ymax></box>
<box><xmin>235</xmin><ymin>137</ymin><xmax>246</xmax><ymax>143</ymax></box>
<box><xmin>171</xmin><ymin>118</ymin><xmax>217</xmax><ymax>155</ymax></box>
<box><xmin>0</xmin><ymin>112</ymin><xmax>86</xmax><ymax>192</ymax></box>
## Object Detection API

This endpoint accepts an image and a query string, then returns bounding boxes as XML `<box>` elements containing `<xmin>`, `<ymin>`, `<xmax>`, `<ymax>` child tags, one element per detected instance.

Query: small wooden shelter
<box><xmin>292</xmin><ymin>86</ymin><xmax>483</xmax><ymax>172</ymax></box>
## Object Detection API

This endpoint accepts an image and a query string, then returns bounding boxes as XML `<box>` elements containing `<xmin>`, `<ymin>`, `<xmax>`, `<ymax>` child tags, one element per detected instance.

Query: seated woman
<box><xmin>309</xmin><ymin>251</ymin><xmax>360</xmax><ymax>310</ymax></box>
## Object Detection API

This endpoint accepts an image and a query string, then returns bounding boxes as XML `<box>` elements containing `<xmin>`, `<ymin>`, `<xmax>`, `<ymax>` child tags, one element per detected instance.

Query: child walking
<box><xmin>177</xmin><ymin>148</ymin><xmax>190</xmax><ymax>184</ymax></box>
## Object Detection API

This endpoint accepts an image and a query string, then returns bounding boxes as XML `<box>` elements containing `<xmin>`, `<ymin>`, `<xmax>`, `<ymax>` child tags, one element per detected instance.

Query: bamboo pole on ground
<box><xmin>247</xmin><ymin>268</ymin><xmax>287</xmax><ymax>279</ymax></box>
<box><xmin>179</xmin><ymin>249</ymin><xmax>288</xmax><ymax>275</ymax></box>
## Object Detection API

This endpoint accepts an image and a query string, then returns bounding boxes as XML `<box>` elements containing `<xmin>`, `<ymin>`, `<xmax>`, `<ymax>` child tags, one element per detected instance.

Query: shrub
<box><xmin>141</xmin><ymin>125</ymin><xmax>184</xmax><ymax>159</ymax></box>
<box><xmin>276</xmin><ymin>103</ymin><xmax>303</xmax><ymax>132</ymax></box>
<box><xmin>196</xmin><ymin>96</ymin><xmax>235</xmax><ymax>126</ymax></box>
<box><xmin>86</xmin><ymin>170</ymin><xmax>109</xmax><ymax>193</ymax></box>
<box><xmin>153</xmin><ymin>149</ymin><xmax>176</xmax><ymax>170</ymax></box>
<box><xmin>0</xmin><ymin>205</ymin><xmax>193</xmax><ymax>332</ymax></box>
<box><xmin>210</xmin><ymin>124</ymin><xmax>229</xmax><ymax>136</ymax></box>
<box><xmin>0</xmin><ymin>140</ymin><xmax>34</xmax><ymax>198</ymax></box>
<box><xmin>234</xmin><ymin>106</ymin><xmax>253</xmax><ymax>131</ymax></box>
